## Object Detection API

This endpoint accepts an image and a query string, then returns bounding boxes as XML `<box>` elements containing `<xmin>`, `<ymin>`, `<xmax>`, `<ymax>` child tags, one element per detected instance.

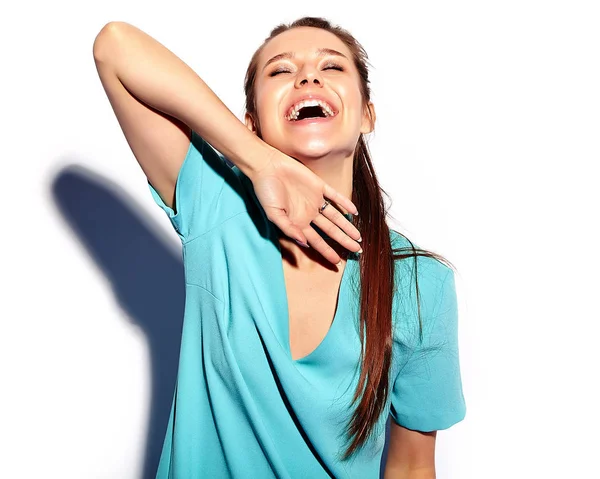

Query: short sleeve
<box><xmin>390</xmin><ymin>267</ymin><xmax>466</xmax><ymax>431</ymax></box>
<box><xmin>148</xmin><ymin>130</ymin><xmax>248</xmax><ymax>241</ymax></box>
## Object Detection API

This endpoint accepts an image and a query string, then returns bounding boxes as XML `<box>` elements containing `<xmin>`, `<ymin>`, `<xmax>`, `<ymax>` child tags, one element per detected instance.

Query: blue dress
<box><xmin>148</xmin><ymin>131</ymin><xmax>466</xmax><ymax>478</ymax></box>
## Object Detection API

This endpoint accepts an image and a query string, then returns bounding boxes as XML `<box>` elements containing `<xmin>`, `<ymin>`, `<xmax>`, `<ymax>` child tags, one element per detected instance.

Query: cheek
<box><xmin>255</xmin><ymin>89</ymin><xmax>282</xmax><ymax>129</ymax></box>
<box><xmin>348</xmin><ymin>87</ymin><xmax>365</xmax><ymax>112</ymax></box>
<box><xmin>338</xmin><ymin>82</ymin><xmax>364</xmax><ymax>115</ymax></box>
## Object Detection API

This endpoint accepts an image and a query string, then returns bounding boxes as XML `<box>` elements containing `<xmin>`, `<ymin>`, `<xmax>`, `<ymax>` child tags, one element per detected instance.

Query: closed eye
<box><xmin>269</xmin><ymin>63</ymin><xmax>345</xmax><ymax>77</ymax></box>
<box><xmin>269</xmin><ymin>68</ymin><xmax>292</xmax><ymax>77</ymax></box>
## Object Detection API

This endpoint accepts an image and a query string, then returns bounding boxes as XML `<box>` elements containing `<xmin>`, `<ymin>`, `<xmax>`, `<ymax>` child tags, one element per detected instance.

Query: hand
<box><xmin>248</xmin><ymin>150</ymin><xmax>362</xmax><ymax>265</ymax></box>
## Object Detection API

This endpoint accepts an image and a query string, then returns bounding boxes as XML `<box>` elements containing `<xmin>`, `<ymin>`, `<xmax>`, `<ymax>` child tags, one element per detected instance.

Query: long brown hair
<box><xmin>244</xmin><ymin>17</ymin><xmax>453</xmax><ymax>460</ymax></box>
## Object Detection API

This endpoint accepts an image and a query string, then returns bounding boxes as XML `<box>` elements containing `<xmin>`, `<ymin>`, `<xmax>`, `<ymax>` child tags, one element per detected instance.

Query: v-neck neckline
<box><xmin>273</xmin><ymin>215</ymin><xmax>355</xmax><ymax>365</ymax></box>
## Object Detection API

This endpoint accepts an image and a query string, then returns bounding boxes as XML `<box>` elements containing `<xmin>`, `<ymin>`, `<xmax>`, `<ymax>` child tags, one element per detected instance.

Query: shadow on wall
<box><xmin>51</xmin><ymin>164</ymin><xmax>184</xmax><ymax>479</ymax></box>
<box><xmin>50</xmin><ymin>163</ymin><xmax>393</xmax><ymax>479</ymax></box>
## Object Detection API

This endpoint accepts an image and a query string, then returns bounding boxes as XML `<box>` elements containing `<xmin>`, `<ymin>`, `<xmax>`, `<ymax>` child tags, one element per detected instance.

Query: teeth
<box><xmin>286</xmin><ymin>99</ymin><xmax>335</xmax><ymax>121</ymax></box>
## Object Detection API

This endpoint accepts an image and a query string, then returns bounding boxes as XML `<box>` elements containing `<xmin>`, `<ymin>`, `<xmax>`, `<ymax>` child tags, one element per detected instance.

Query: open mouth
<box><xmin>285</xmin><ymin>99</ymin><xmax>337</xmax><ymax>122</ymax></box>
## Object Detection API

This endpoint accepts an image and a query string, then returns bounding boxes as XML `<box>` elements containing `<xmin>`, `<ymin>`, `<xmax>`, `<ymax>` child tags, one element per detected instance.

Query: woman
<box><xmin>93</xmin><ymin>17</ymin><xmax>465</xmax><ymax>478</ymax></box>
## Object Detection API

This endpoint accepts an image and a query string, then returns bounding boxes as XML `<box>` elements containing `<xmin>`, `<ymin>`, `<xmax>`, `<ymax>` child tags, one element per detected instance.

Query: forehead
<box><xmin>258</xmin><ymin>27</ymin><xmax>352</xmax><ymax>66</ymax></box>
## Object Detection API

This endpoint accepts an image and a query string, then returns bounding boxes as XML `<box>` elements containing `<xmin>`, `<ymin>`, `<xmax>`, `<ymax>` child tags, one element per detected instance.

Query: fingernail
<box><xmin>294</xmin><ymin>239</ymin><xmax>310</xmax><ymax>248</ymax></box>
<box><xmin>357</xmin><ymin>237</ymin><xmax>362</xmax><ymax>243</ymax></box>
<box><xmin>357</xmin><ymin>247</ymin><xmax>363</xmax><ymax>254</ymax></box>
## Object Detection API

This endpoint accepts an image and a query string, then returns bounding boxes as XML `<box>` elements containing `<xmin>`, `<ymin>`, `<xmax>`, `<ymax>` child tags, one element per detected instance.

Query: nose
<box><xmin>295</xmin><ymin>66</ymin><xmax>323</xmax><ymax>88</ymax></box>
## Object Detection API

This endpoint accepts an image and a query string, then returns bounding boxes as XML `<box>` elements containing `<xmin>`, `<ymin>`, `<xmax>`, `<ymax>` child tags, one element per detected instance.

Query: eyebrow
<box><xmin>262</xmin><ymin>48</ymin><xmax>348</xmax><ymax>72</ymax></box>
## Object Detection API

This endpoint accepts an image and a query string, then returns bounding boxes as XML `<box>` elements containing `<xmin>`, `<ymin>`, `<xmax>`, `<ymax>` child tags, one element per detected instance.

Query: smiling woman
<box><xmin>93</xmin><ymin>16</ymin><xmax>465</xmax><ymax>479</ymax></box>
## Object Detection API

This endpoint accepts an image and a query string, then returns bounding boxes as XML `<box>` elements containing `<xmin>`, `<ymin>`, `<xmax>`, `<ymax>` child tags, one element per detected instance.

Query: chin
<box><xmin>291</xmin><ymin>147</ymin><xmax>333</xmax><ymax>161</ymax></box>
<box><xmin>280</xmin><ymin>137</ymin><xmax>339</xmax><ymax>160</ymax></box>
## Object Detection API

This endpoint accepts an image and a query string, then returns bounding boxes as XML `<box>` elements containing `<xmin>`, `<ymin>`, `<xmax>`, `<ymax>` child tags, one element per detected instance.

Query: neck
<box><xmin>295</xmin><ymin>151</ymin><xmax>355</xmax><ymax>208</ymax></box>
<box><xmin>279</xmin><ymin>151</ymin><xmax>356</xmax><ymax>270</ymax></box>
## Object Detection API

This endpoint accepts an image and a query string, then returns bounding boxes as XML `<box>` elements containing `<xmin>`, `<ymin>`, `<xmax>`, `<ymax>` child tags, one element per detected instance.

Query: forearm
<box><xmin>92</xmin><ymin>21</ymin><xmax>272</xmax><ymax>178</ymax></box>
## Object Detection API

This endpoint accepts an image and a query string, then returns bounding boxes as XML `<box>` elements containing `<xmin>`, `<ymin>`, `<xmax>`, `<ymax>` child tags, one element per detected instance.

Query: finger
<box><xmin>311</xmin><ymin>214</ymin><xmax>362</xmax><ymax>254</ymax></box>
<box><xmin>322</xmin><ymin>183</ymin><xmax>359</xmax><ymax>216</ymax></box>
<box><xmin>268</xmin><ymin>208</ymin><xmax>308</xmax><ymax>244</ymax></box>
<box><xmin>303</xmin><ymin>227</ymin><xmax>343</xmax><ymax>265</ymax></box>
<box><xmin>319</xmin><ymin>204</ymin><xmax>362</xmax><ymax>243</ymax></box>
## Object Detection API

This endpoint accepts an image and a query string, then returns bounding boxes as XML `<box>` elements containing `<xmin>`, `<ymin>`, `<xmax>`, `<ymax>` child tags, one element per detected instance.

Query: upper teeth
<box><xmin>286</xmin><ymin>99</ymin><xmax>335</xmax><ymax>120</ymax></box>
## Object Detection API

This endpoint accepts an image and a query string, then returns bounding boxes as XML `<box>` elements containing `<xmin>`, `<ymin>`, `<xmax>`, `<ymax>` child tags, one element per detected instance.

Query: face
<box><xmin>247</xmin><ymin>27</ymin><xmax>375</xmax><ymax>161</ymax></box>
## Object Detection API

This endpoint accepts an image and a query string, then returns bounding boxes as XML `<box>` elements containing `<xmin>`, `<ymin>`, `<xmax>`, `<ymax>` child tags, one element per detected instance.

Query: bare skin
<box><xmin>279</xmin><ymin>234</ymin><xmax>349</xmax><ymax>360</ymax></box>
<box><xmin>246</xmin><ymin>27</ymin><xmax>372</xmax><ymax>268</ymax></box>
<box><xmin>245</xmin><ymin>27</ymin><xmax>371</xmax><ymax>359</ymax></box>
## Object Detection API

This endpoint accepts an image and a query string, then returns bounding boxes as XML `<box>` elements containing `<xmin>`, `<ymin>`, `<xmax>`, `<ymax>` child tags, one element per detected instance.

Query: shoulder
<box><xmin>389</xmin><ymin>229</ymin><xmax>455</xmax><ymax>344</ymax></box>
<box><xmin>390</xmin><ymin>229</ymin><xmax>452</xmax><ymax>286</ymax></box>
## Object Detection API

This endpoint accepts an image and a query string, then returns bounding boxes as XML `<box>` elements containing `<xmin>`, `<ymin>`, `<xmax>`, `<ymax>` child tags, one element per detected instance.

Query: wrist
<box><xmin>236</xmin><ymin>137</ymin><xmax>275</xmax><ymax>181</ymax></box>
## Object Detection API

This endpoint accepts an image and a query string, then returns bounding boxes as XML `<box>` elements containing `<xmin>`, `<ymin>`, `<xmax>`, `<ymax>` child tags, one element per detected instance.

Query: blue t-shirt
<box><xmin>148</xmin><ymin>131</ymin><xmax>465</xmax><ymax>478</ymax></box>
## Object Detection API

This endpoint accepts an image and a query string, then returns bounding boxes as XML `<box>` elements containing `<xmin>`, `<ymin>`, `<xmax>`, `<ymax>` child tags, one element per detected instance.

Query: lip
<box><xmin>284</xmin><ymin>93</ymin><xmax>339</xmax><ymax>120</ymax></box>
<box><xmin>286</xmin><ymin>116</ymin><xmax>336</xmax><ymax>126</ymax></box>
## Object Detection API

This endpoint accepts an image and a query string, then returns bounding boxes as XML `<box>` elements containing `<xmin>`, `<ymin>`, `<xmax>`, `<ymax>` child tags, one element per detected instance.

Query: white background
<box><xmin>1</xmin><ymin>1</ymin><xmax>599</xmax><ymax>477</ymax></box>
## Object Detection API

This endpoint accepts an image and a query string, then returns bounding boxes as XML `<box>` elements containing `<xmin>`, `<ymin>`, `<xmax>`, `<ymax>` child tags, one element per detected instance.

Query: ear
<box><xmin>360</xmin><ymin>101</ymin><xmax>376</xmax><ymax>134</ymax></box>
<box><xmin>245</xmin><ymin>112</ymin><xmax>258</xmax><ymax>134</ymax></box>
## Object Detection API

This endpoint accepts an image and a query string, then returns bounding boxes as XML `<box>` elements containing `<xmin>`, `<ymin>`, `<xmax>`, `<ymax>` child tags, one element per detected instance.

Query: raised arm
<box><xmin>92</xmin><ymin>21</ymin><xmax>271</xmax><ymax>210</ymax></box>
<box><xmin>92</xmin><ymin>22</ymin><xmax>361</xmax><ymax>263</ymax></box>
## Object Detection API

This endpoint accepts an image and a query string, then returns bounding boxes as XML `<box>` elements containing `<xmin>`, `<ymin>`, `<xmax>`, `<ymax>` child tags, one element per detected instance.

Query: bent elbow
<box><xmin>92</xmin><ymin>21</ymin><xmax>129</xmax><ymax>62</ymax></box>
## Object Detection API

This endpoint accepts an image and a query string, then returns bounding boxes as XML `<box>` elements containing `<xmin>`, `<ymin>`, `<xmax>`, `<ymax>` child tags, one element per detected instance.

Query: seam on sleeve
<box><xmin>181</xmin><ymin>211</ymin><xmax>248</xmax><ymax>246</ymax></box>
<box><xmin>184</xmin><ymin>282</ymin><xmax>225</xmax><ymax>303</ymax></box>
